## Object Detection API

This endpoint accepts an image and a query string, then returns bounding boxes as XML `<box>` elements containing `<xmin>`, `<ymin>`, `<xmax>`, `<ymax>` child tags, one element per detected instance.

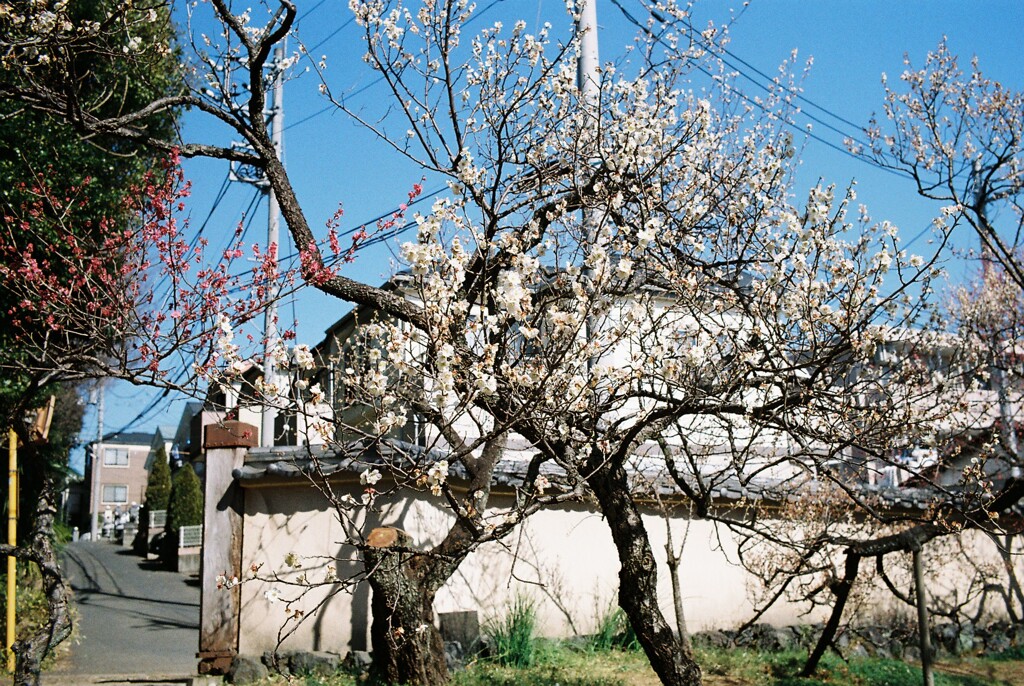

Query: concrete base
<box><xmin>177</xmin><ymin>546</ymin><xmax>202</xmax><ymax>575</ymax></box>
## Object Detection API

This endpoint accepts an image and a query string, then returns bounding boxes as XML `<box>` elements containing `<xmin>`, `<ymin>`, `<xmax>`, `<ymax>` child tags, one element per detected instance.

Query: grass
<box><xmin>590</xmin><ymin>605</ymin><xmax>642</xmax><ymax>653</ymax></box>
<box><xmin>247</xmin><ymin>641</ymin><xmax>1024</xmax><ymax>686</ymax></box>
<box><xmin>453</xmin><ymin>646</ymin><xmax>656</xmax><ymax>686</ymax></box>
<box><xmin>485</xmin><ymin>595</ymin><xmax>538</xmax><ymax>668</ymax></box>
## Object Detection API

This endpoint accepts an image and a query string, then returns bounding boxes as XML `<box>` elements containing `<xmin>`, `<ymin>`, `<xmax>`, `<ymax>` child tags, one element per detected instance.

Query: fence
<box><xmin>179</xmin><ymin>524</ymin><xmax>203</xmax><ymax>548</ymax></box>
<box><xmin>148</xmin><ymin>509</ymin><xmax>167</xmax><ymax>528</ymax></box>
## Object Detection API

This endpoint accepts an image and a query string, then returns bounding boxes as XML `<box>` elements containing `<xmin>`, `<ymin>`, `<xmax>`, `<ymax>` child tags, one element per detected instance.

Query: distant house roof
<box><xmin>92</xmin><ymin>431</ymin><xmax>155</xmax><ymax>447</ymax></box>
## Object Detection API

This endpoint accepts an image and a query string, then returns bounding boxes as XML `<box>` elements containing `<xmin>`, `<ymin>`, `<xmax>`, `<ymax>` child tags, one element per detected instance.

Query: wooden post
<box><xmin>913</xmin><ymin>547</ymin><xmax>935</xmax><ymax>686</ymax></box>
<box><xmin>197</xmin><ymin>421</ymin><xmax>257</xmax><ymax>675</ymax></box>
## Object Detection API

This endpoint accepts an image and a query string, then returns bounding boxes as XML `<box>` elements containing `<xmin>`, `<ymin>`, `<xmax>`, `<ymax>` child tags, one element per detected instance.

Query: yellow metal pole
<box><xmin>6</xmin><ymin>427</ymin><xmax>15</xmax><ymax>672</ymax></box>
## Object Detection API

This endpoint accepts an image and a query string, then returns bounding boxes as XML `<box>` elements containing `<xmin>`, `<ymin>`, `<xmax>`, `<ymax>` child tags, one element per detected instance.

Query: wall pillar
<box><xmin>197</xmin><ymin>421</ymin><xmax>257</xmax><ymax>675</ymax></box>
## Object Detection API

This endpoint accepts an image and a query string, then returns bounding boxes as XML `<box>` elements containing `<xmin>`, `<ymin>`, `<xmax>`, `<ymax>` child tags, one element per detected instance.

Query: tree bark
<box><xmin>363</xmin><ymin>527</ymin><xmax>449</xmax><ymax>686</ymax></box>
<box><xmin>11</xmin><ymin>481</ymin><xmax>72</xmax><ymax>686</ymax></box>
<box><xmin>913</xmin><ymin>548</ymin><xmax>935</xmax><ymax>686</ymax></box>
<box><xmin>587</xmin><ymin>456</ymin><xmax>702</xmax><ymax>686</ymax></box>
<box><xmin>801</xmin><ymin>552</ymin><xmax>861</xmax><ymax>677</ymax></box>
<box><xmin>665</xmin><ymin>513</ymin><xmax>692</xmax><ymax>652</ymax></box>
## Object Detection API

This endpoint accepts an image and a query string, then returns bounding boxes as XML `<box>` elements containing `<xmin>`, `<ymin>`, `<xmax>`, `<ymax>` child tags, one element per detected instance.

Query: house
<box><xmin>201</xmin><ymin>358</ymin><xmax>333</xmax><ymax>452</ymax></box>
<box><xmin>82</xmin><ymin>431</ymin><xmax>155</xmax><ymax>537</ymax></box>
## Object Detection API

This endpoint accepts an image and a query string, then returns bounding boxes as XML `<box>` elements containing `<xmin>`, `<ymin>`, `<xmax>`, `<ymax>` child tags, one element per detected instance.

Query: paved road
<box><xmin>43</xmin><ymin>541</ymin><xmax>201</xmax><ymax>685</ymax></box>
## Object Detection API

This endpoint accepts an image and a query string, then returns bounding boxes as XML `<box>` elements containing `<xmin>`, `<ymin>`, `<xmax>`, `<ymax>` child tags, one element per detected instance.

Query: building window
<box><xmin>103</xmin><ymin>447</ymin><xmax>129</xmax><ymax>467</ymax></box>
<box><xmin>102</xmin><ymin>484</ymin><xmax>128</xmax><ymax>503</ymax></box>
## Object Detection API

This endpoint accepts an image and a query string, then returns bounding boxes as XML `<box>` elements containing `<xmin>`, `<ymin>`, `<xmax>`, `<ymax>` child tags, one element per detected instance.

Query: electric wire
<box><xmin>297</xmin><ymin>0</ymin><xmax>329</xmax><ymax>22</ymax></box>
<box><xmin>285</xmin><ymin>0</ymin><xmax>507</xmax><ymax>132</ymax></box>
<box><xmin>614</xmin><ymin>0</ymin><xmax>909</xmax><ymax>179</ymax></box>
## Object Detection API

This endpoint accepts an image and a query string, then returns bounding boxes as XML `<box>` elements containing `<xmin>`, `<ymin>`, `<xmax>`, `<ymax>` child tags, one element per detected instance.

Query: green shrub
<box><xmin>166</xmin><ymin>463</ymin><xmax>203</xmax><ymax>533</ymax></box>
<box><xmin>145</xmin><ymin>445</ymin><xmax>172</xmax><ymax>511</ymax></box>
<box><xmin>1</xmin><ymin>562</ymin><xmax>69</xmax><ymax>674</ymax></box>
<box><xmin>486</xmin><ymin>595</ymin><xmax>537</xmax><ymax>668</ymax></box>
<box><xmin>51</xmin><ymin>519</ymin><xmax>73</xmax><ymax>545</ymax></box>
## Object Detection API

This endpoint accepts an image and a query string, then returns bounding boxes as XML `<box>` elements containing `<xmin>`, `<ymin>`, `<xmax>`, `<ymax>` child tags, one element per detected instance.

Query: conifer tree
<box><xmin>166</xmin><ymin>464</ymin><xmax>203</xmax><ymax>535</ymax></box>
<box><xmin>144</xmin><ymin>446</ymin><xmax>172</xmax><ymax>512</ymax></box>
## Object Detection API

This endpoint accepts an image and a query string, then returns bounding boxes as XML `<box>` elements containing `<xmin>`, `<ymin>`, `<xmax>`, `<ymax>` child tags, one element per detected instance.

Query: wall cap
<box><xmin>204</xmin><ymin>421</ymin><xmax>259</xmax><ymax>449</ymax></box>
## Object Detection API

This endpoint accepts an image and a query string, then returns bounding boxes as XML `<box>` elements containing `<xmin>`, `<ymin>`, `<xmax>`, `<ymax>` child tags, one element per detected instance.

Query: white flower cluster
<box><xmin>293</xmin><ymin>344</ymin><xmax>315</xmax><ymax>370</ymax></box>
<box><xmin>360</xmin><ymin>468</ymin><xmax>382</xmax><ymax>486</ymax></box>
<box><xmin>215</xmin><ymin>572</ymin><xmax>240</xmax><ymax>590</ymax></box>
<box><xmin>495</xmin><ymin>269</ymin><xmax>531</xmax><ymax>320</ymax></box>
<box><xmin>425</xmin><ymin>460</ymin><xmax>449</xmax><ymax>496</ymax></box>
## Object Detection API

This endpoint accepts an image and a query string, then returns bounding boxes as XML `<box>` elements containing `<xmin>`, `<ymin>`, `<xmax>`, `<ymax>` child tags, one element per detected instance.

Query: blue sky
<box><xmin>75</xmin><ymin>0</ymin><xmax>1024</xmax><ymax>467</ymax></box>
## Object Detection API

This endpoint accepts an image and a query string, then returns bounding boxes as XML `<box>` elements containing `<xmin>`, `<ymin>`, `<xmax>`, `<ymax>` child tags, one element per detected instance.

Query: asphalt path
<box><xmin>43</xmin><ymin>541</ymin><xmax>201</xmax><ymax>684</ymax></box>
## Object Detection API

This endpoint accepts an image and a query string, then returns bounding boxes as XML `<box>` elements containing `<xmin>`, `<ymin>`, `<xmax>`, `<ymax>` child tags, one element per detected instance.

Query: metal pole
<box><xmin>913</xmin><ymin>548</ymin><xmax>935</xmax><ymax>686</ymax></box>
<box><xmin>90</xmin><ymin>382</ymin><xmax>103</xmax><ymax>538</ymax></box>
<box><xmin>6</xmin><ymin>427</ymin><xmax>17</xmax><ymax>671</ymax></box>
<box><xmin>262</xmin><ymin>43</ymin><xmax>285</xmax><ymax>448</ymax></box>
<box><xmin>578</xmin><ymin>0</ymin><xmax>600</xmax><ymax>372</ymax></box>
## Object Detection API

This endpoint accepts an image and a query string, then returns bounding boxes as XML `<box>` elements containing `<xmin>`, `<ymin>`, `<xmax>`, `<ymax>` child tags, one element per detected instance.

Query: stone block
<box><xmin>289</xmin><ymin>650</ymin><xmax>341</xmax><ymax>676</ymax></box>
<box><xmin>228</xmin><ymin>655</ymin><xmax>268</xmax><ymax>685</ymax></box>
<box><xmin>342</xmin><ymin>649</ymin><xmax>373</xmax><ymax>676</ymax></box>
<box><xmin>440</xmin><ymin>610</ymin><xmax>481</xmax><ymax>653</ymax></box>
<box><xmin>691</xmin><ymin>630</ymin><xmax>733</xmax><ymax>650</ymax></box>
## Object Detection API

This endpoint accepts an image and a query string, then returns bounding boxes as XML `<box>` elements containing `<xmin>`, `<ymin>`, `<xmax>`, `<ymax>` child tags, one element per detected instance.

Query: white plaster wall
<box><xmin>235</xmin><ymin>480</ymin><xmax>1023</xmax><ymax>657</ymax></box>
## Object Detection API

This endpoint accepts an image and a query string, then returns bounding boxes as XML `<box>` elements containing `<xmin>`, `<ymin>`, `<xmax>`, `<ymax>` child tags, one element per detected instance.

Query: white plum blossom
<box><xmin>494</xmin><ymin>269</ymin><xmax>531</xmax><ymax>320</ymax></box>
<box><xmin>307</xmin><ymin>383</ymin><xmax>325</xmax><ymax>405</ymax></box>
<box><xmin>426</xmin><ymin>460</ymin><xmax>449</xmax><ymax>496</ymax></box>
<box><xmin>216</xmin><ymin>573</ymin><xmax>240</xmax><ymax>590</ymax></box>
<box><xmin>293</xmin><ymin>344</ymin><xmax>315</xmax><ymax>370</ymax></box>
<box><xmin>636</xmin><ymin>225</ymin><xmax>657</xmax><ymax>247</ymax></box>
<box><xmin>365</xmin><ymin>370</ymin><xmax>389</xmax><ymax>397</ymax></box>
<box><xmin>360</xmin><ymin>468</ymin><xmax>383</xmax><ymax>486</ymax></box>
<box><xmin>254</xmin><ymin>376</ymin><xmax>280</xmax><ymax>400</ymax></box>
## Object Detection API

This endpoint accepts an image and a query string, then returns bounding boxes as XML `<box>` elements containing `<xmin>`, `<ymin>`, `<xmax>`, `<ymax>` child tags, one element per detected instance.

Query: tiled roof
<box><xmin>231</xmin><ymin>441</ymin><xmax>1024</xmax><ymax>517</ymax></box>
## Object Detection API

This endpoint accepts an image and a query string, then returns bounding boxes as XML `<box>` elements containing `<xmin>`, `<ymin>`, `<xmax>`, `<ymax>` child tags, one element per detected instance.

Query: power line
<box><xmin>285</xmin><ymin>0</ymin><xmax>507</xmax><ymax>133</ymax></box>
<box><xmin>663</xmin><ymin>4</ymin><xmax>866</xmax><ymax>133</ymax></box>
<box><xmin>271</xmin><ymin>183</ymin><xmax>447</xmax><ymax>265</ymax></box>
<box><xmin>297</xmin><ymin>0</ymin><xmax>329</xmax><ymax>22</ymax></box>
<box><xmin>306</xmin><ymin>16</ymin><xmax>354</xmax><ymax>55</ymax></box>
<box><xmin>614</xmin><ymin>0</ymin><xmax>908</xmax><ymax>179</ymax></box>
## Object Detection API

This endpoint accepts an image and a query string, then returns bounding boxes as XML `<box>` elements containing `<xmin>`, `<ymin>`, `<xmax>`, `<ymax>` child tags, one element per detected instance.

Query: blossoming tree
<box><xmin>859</xmin><ymin>39</ymin><xmax>1024</xmax><ymax>287</ymax></box>
<box><xmin>0</xmin><ymin>2</ymin><xmax>972</xmax><ymax>685</ymax></box>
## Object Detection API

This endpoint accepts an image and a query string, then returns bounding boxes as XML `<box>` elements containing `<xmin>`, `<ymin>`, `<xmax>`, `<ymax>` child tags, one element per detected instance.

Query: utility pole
<box><xmin>90</xmin><ymin>381</ymin><xmax>104</xmax><ymax>538</ymax></box>
<box><xmin>578</xmin><ymin>0</ymin><xmax>600</xmax><ymax>372</ymax></box>
<box><xmin>261</xmin><ymin>43</ymin><xmax>285</xmax><ymax>448</ymax></box>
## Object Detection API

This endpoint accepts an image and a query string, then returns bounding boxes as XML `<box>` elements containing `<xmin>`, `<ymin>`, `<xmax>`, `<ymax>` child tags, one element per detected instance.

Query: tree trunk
<box><xmin>587</xmin><ymin>457</ymin><xmax>703</xmax><ymax>686</ymax></box>
<box><xmin>12</xmin><ymin>481</ymin><xmax>72</xmax><ymax>686</ymax></box>
<box><xmin>801</xmin><ymin>552</ymin><xmax>860</xmax><ymax>677</ymax></box>
<box><xmin>999</xmin><ymin>534</ymin><xmax>1024</xmax><ymax>622</ymax></box>
<box><xmin>913</xmin><ymin>548</ymin><xmax>935</xmax><ymax>686</ymax></box>
<box><xmin>664</xmin><ymin>512</ymin><xmax>692</xmax><ymax>652</ymax></box>
<box><xmin>364</xmin><ymin>527</ymin><xmax>449</xmax><ymax>686</ymax></box>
